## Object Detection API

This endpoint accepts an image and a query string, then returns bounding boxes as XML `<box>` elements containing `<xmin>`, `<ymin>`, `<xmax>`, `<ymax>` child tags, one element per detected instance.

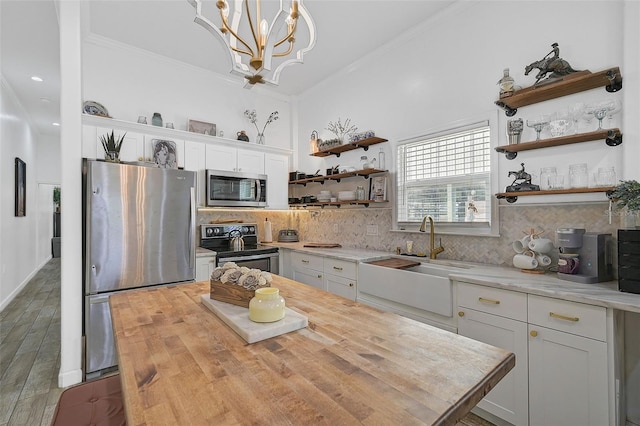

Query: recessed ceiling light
<box><xmin>52</xmin><ymin>122</ymin><xmax>60</xmax><ymax>126</ymax></box>
<box><xmin>31</xmin><ymin>76</ymin><xmax>44</xmax><ymax>82</ymax></box>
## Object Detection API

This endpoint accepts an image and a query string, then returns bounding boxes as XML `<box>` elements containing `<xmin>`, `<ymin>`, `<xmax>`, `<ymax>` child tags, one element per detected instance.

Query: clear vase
<box><xmin>257</xmin><ymin>133</ymin><xmax>265</xmax><ymax>145</ymax></box>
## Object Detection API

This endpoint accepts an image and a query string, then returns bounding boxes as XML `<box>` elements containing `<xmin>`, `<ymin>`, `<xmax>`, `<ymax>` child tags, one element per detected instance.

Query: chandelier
<box><xmin>189</xmin><ymin>0</ymin><xmax>316</xmax><ymax>86</ymax></box>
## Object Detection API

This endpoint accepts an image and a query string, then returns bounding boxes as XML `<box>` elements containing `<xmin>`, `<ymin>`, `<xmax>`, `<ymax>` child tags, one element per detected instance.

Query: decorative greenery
<box><xmin>607</xmin><ymin>180</ymin><xmax>640</xmax><ymax>212</ymax></box>
<box><xmin>53</xmin><ymin>187</ymin><xmax>61</xmax><ymax>206</ymax></box>
<box><xmin>326</xmin><ymin>118</ymin><xmax>357</xmax><ymax>141</ymax></box>
<box><xmin>244</xmin><ymin>110</ymin><xmax>279</xmax><ymax>135</ymax></box>
<box><xmin>99</xmin><ymin>131</ymin><xmax>126</xmax><ymax>156</ymax></box>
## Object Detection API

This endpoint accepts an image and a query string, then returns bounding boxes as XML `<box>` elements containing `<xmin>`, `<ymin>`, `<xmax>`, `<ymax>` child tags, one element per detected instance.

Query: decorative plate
<box><xmin>83</xmin><ymin>101</ymin><xmax>110</xmax><ymax>117</ymax></box>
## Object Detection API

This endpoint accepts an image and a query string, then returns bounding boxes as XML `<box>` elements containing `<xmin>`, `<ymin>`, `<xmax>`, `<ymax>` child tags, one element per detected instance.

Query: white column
<box><xmin>622</xmin><ymin>0</ymin><xmax>640</xmax><ymax>181</ymax></box>
<box><xmin>57</xmin><ymin>0</ymin><xmax>84</xmax><ymax>387</ymax></box>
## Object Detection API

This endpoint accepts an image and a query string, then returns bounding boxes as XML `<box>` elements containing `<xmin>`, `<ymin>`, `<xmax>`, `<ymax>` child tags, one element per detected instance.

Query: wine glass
<box><xmin>606</xmin><ymin>99</ymin><xmax>622</xmax><ymax>127</ymax></box>
<box><xmin>568</xmin><ymin>102</ymin><xmax>585</xmax><ymax>134</ymax></box>
<box><xmin>526</xmin><ymin>116</ymin><xmax>550</xmax><ymax>140</ymax></box>
<box><xmin>586</xmin><ymin>101</ymin><xmax>615</xmax><ymax>130</ymax></box>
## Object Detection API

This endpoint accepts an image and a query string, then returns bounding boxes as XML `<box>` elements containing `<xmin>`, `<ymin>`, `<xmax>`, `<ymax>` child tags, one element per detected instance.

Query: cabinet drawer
<box><xmin>528</xmin><ymin>295</ymin><xmax>606</xmax><ymax>341</ymax></box>
<box><xmin>324</xmin><ymin>258</ymin><xmax>356</xmax><ymax>279</ymax></box>
<box><xmin>290</xmin><ymin>251</ymin><xmax>323</xmax><ymax>272</ymax></box>
<box><xmin>325</xmin><ymin>274</ymin><xmax>356</xmax><ymax>301</ymax></box>
<box><xmin>457</xmin><ymin>282</ymin><xmax>527</xmax><ymax>322</ymax></box>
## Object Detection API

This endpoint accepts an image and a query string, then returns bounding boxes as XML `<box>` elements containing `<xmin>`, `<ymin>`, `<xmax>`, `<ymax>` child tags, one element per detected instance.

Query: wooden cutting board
<box><xmin>367</xmin><ymin>258</ymin><xmax>421</xmax><ymax>269</ymax></box>
<box><xmin>303</xmin><ymin>243</ymin><xmax>342</xmax><ymax>248</ymax></box>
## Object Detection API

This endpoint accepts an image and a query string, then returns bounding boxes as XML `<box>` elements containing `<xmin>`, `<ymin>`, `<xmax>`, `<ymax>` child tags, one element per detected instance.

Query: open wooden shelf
<box><xmin>495</xmin><ymin>129</ymin><xmax>622</xmax><ymax>159</ymax></box>
<box><xmin>289</xmin><ymin>200</ymin><xmax>388</xmax><ymax>208</ymax></box>
<box><xmin>311</xmin><ymin>137</ymin><xmax>388</xmax><ymax>157</ymax></box>
<box><xmin>289</xmin><ymin>168</ymin><xmax>386</xmax><ymax>185</ymax></box>
<box><xmin>496</xmin><ymin>186</ymin><xmax>614</xmax><ymax>203</ymax></box>
<box><xmin>495</xmin><ymin>67</ymin><xmax>622</xmax><ymax>116</ymax></box>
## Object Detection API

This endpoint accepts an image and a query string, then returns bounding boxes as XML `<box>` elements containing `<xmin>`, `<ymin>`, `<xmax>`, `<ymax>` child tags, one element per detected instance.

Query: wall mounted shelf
<box><xmin>495</xmin><ymin>67</ymin><xmax>622</xmax><ymax>116</ymax></box>
<box><xmin>289</xmin><ymin>168</ymin><xmax>386</xmax><ymax>185</ymax></box>
<box><xmin>495</xmin><ymin>128</ymin><xmax>622</xmax><ymax>159</ymax></box>
<box><xmin>290</xmin><ymin>200</ymin><xmax>388</xmax><ymax>208</ymax></box>
<box><xmin>495</xmin><ymin>187</ymin><xmax>614</xmax><ymax>203</ymax></box>
<box><xmin>311</xmin><ymin>137</ymin><xmax>388</xmax><ymax>158</ymax></box>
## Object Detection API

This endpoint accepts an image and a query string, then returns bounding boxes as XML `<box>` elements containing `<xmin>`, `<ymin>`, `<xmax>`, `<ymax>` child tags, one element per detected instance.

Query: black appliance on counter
<box><xmin>200</xmin><ymin>223</ymin><xmax>279</xmax><ymax>274</ymax></box>
<box><xmin>619</xmin><ymin>229</ymin><xmax>640</xmax><ymax>294</ymax></box>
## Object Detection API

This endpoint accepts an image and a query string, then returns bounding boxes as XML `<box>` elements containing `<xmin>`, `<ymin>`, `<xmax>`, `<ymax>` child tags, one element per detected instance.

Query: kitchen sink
<box><xmin>403</xmin><ymin>262</ymin><xmax>469</xmax><ymax>278</ymax></box>
<box><xmin>358</xmin><ymin>259</ymin><xmax>465</xmax><ymax>318</ymax></box>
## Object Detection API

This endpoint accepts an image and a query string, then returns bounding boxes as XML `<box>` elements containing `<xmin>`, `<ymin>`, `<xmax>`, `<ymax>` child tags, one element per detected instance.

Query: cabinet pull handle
<box><xmin>317</xmin><ymin>274</ymin><xmax>322</xmax><ymax>279</ymax></box>
<box><xmin>333</xmin><ymin>266</ymin><xmax>343</xmax><ymax>271</ymax></box>
<box><xmin>349</xmin><ymin>283</ymin><xmax>354</xmax><ymax>287</ymax></box>
<box><xmin>549</xmin><ymin>312</ymin><xmax>579</xmax><ymax>322</ymax></box>
<box><xmin>530</xmin><ymin>330</ymin><xmax>538</xmax><ymax>337</ymax></box>
<box><xmin>478</xmin><ymin>297</ymin><xmax>500</xmax><ymax>305</ymax></box>
<box><xmin>302</xmin><ymin>259</ymin><xmax>309</xmax><ymax>263</ymax></box>
<box><xmin>458</xmin><ymin>311</ymin><xmax>465</xmax><ymax>317</ymax></box>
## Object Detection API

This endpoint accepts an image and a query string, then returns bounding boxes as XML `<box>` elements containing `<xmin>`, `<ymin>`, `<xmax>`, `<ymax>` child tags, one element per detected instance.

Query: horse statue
<box><xmin>524</xmin><ymin>43</ymin><xmax>580</xmax><ymax>84</ymax></box>
<box><xmin>506</xmin><ymin>163</ymin><xmax>540</xmax><ymax>192</ymax></box>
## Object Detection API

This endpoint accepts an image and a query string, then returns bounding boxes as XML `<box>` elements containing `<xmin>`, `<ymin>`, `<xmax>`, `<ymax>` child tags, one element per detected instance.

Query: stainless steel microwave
<box><xmin>206</xmin><ymin>169</ymin><xmax>267</xmax><ymax>207</ymax></box>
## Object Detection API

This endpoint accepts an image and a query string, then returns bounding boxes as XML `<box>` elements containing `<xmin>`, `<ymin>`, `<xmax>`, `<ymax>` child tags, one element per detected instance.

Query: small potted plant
<box><xmin>100</xmin><ymin>130</ymin><xmax>126</xmax><ymax>162</ymax></box>
<box><xmin>607</xmin><ymin>180</ymin><xmax>640</xmax><ymax>228</ymax></box>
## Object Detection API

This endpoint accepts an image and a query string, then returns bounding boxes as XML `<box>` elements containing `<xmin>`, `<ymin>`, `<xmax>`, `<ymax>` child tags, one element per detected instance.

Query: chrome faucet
<box><xmin>419</xmin><ymin>215</ymin><xmax>445</xmax><ymax>259</ymax></box>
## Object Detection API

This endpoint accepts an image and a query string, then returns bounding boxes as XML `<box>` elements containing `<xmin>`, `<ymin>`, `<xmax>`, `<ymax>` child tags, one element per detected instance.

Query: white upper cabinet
<box><xmin>95</xmin><ymin>127</ymin><xmax>143</xmax><ymax>162</ymax></box>
<box><xmin>264</xmin><ymin>152</ymin><xmax>289</xmax><ymax>209</ymax></box>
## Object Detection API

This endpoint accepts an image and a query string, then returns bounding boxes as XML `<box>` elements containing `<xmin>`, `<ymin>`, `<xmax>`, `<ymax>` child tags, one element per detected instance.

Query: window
<box><xmin>396</xmin><ymin>121</ymin><xmax>497</xmax><ymax>235</ymax></box>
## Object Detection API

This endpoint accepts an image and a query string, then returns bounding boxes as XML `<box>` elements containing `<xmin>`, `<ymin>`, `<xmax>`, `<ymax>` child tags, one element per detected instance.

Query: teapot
<box><xmin>229</xmin><ymin>230</ymin><xmax>245</xmax><ymax>251</ymax></box>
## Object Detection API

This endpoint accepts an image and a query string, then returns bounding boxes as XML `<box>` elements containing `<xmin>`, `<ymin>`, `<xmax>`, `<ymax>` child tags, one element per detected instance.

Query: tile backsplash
<box><xmin>198</xmin><ymin>202</ymin><xmax>622</xmax><ymax>267</ymax></box>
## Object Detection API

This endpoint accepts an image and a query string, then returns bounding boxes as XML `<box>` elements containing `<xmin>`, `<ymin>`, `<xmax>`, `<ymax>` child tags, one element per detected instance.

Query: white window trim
<box><xmin>391</xmin><ymin>112</ymin><xmax>501</xmax><ymax>237</ymax></box>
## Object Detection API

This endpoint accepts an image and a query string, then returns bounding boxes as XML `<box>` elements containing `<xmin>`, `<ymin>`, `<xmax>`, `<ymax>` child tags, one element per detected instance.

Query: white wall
<box><xmin>0</xmin><ymin>77</ymin><xmax>39</xmax><ymax>310</ymax></box>
<box><xmin>82</xmin><ymin>36</ymin><xmax>293</xmax><ymax>151</ymax></box>
<box><xmin>296</xmin><ymin>1</ymin><xmax>630</xmax><ymax>202</ymax></box>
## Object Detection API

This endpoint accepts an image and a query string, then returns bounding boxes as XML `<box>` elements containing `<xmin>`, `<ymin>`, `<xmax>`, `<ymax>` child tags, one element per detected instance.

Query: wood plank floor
<box><xmin>1</xmin><ymin>259</ymin><xmax>62</xmax><ymax>426</ymax></box>
<box><xmin>0</xmin><ymin>258</ymin><xmax>493</xmax><ymax>426</ymax></box>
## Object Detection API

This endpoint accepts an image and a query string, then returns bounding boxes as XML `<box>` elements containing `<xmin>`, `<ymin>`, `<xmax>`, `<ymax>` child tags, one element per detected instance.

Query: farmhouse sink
<box><xmin>358</xmin><ymin>259</ymin><xmax>467</xmax><ymax>318</ymax></box>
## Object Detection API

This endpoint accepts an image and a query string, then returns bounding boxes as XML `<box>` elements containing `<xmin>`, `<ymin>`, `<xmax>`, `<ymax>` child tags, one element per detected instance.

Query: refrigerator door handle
<box><xmin>190</xmin><ymin>186</ymin><xmax>196</xmax><ymax>269</ymax></box>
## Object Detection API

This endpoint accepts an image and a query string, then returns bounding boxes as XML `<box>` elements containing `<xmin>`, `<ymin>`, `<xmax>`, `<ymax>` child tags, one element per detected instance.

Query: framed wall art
<box><xmin>188</xmin><ymin>119</ymin><xmax>216</xmax><ymax>136</ymax></box>
<box><xmin>369</xmin><ymin>175</ymin><xmax>387</xmax><ymax>202</ymax></box>
<box><xmin>15</xmin><ymin>157</ymin><xmax>26</xmax><ymax>216</ymax></box>
<box><xmin>151</xmin><ymin>139</ymin><xmax>178</xmax><ymax>169</ymax></box>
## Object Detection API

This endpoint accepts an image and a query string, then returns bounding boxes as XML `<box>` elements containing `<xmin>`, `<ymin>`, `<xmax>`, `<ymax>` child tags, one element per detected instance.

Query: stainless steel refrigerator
<box><xmin>83</xmin><ymin>159</ymin><xmax>196</xmax><ymax>377</ymax></box>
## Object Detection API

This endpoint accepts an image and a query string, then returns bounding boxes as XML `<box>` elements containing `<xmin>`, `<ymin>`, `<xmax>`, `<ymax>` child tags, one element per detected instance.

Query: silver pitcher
<box><xmin>230</xmin><ymin>234</ymin><xmax>244</xmax><ymax>251</ymax></box>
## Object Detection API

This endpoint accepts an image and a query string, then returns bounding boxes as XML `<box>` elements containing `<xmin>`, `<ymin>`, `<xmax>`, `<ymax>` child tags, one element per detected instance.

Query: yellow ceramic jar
<box><xmin>249</xmin><ymin>287</ymin><xmax>285</xmax><ymax>322</ymax></box>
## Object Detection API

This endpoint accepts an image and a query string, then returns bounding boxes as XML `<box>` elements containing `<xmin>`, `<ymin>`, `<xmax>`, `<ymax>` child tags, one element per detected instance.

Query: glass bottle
<box><xmin>152</xmin><ymin>112</ymin><xmax>163</xmax><ymax>127</ymax></box>
<box><xmin>498</xmin><ymin>68</ymin><xmax>515</xmax><ymax>98</ymax></box>
<box><xmin>356</xmin><ymin>185</ymin><xmax>365</xmax><ymax>200</ymax></box>
<box><xmin>378</xmin><ymin>148</ymin><xmax>386</xmax><ymax>170</ymax></box>
<box><xmin>249</xmin><ymin>287</ymin><xmax>285</xmax><ymax>322</ymax></box>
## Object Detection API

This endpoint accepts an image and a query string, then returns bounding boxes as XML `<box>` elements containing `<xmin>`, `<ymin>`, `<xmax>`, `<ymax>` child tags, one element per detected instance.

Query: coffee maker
<box><xmin>556</xmin><ymin>228</ymin><xmax>613</xmax><ymax>283</ymax></box>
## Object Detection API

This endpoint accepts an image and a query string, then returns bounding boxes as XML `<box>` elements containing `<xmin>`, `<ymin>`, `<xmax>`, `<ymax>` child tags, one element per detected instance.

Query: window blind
<box><xmin>397</xmin><ymin>124</ymin><xmax>491</xmax><ymax>224</ymax></box>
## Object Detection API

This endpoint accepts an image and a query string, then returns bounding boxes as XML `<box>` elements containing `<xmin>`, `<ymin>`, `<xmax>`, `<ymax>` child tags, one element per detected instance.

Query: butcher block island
<box><xmin>109</xmin><ymin>275</ymin><xmax>514</xmax><ymax>425</ymax></box>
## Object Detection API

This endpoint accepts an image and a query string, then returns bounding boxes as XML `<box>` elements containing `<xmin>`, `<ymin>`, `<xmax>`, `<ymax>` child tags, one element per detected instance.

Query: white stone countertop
<box><xmin>267</xmin><ymin>242</ymin><xmax>640</xmax><ymax>313</ymax></box>
<box><xmin>196</xmin><ymin>247</ymin><xmax>216</xmax><ymax>258</ymax></box>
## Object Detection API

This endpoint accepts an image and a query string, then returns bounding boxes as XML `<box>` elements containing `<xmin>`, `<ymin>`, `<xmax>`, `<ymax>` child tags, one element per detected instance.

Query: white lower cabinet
<box><xmin>287</xmin><ymin>251</ymin><xmax>357</xmax><ymax>299</ymax></box>
<box><xmin>290</xmin><ymin>252</ymin><xmax>324</xmax><ymax>290</ymax></box>
<box><xmin>323</xmin><ymin>258</ymin><xmax>357</xmax><ymax>301</ymax></box>
<box><xmin>195</xmin><ymin>256</ymin><xmax>216</xmax><ymax>282</ymax></box>
<box><xmin>456</xmin><ymin>282</ymin><xmax>611</xmax><ymax>426</ymax></box>
<box><xmin>457</xmin><ymin>283</ymin><xmax>529</xmax><ymax>426</ymax></box>
<box><xmin>528</xmin><ymin>295</ymin><xmax>609</xmax><ymax>426</ymax></box>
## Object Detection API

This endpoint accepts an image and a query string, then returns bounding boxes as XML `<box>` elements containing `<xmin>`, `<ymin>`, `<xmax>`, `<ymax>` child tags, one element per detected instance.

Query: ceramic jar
<box><xmin>249</xmin><ymin>287</ymin><xmax>285</xmax><ymax>322</ymax></box>
<box><xmin>152</xmin><ymin>112</ymin><xmax>163</xmax><ymax>127</ymax></box>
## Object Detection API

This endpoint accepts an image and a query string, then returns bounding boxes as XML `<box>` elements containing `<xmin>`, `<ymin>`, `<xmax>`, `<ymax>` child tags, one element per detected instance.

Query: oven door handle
<box><xmin>219</xmin><ymin>253</ymin><xmax>278</xmax><ymax>263</ymax></box>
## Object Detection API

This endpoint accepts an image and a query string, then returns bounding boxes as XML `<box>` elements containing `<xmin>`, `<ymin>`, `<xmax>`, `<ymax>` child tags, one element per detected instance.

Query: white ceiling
<box><xmin>1</xmin><ymin>0</ymin><xmax>454</xmax><ymax>137</ymax></box>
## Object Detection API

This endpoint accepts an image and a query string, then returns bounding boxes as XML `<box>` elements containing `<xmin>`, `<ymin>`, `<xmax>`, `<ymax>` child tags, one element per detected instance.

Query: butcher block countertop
<box><xmin>110</xmin><ymin>276</ymin><xmax>514</xmax><ymax>425</ymax></box>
